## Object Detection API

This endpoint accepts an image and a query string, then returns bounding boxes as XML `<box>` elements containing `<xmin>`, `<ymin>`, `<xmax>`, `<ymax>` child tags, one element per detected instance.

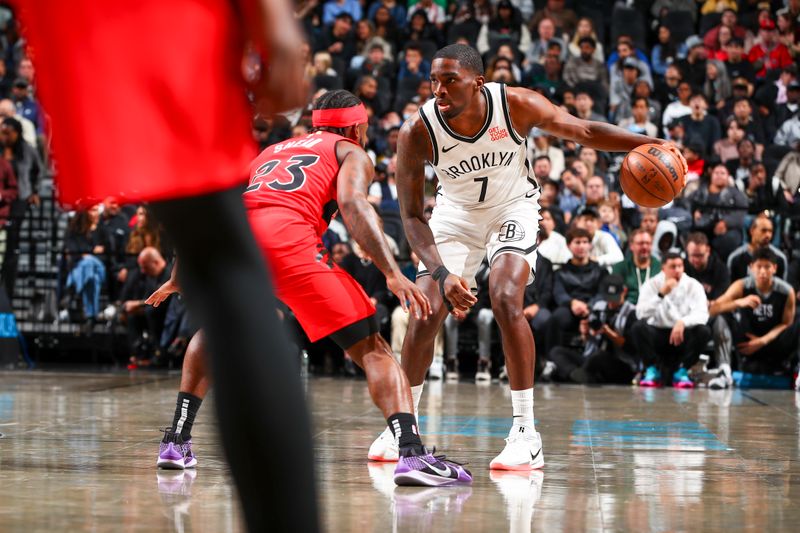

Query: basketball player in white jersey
<box><xmin>369</xmin><ymin>44</ymin><xmax>687</xmax><ymax>470</ymax></box>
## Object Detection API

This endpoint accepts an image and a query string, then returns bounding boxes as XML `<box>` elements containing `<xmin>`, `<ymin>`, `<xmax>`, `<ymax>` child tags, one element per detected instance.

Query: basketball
<box><xmin>619</xmin><ymin>143</ymin><xmax>685</xmax><ymax>208</ymax></box>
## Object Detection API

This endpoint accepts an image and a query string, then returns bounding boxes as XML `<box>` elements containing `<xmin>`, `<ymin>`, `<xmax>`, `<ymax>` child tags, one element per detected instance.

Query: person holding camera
<box><xmin>549</xmin><ymin>274</ymin><xmax>639</xmax><ymax>384</ymax></box>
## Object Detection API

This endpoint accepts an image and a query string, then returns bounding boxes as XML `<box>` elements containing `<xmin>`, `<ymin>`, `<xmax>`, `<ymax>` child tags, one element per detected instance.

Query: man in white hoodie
<box><xmin>632</xmin><ymin>252</ymin><xmax>711</xmax><ymax>388</ymax></box>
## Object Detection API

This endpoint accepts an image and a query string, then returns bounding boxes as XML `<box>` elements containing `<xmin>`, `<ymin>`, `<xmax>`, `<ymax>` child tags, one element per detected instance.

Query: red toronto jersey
<box><xmin>243</xmin><ymin>131</ymin><xmax>356</xmax><ymax>236</ymax></box>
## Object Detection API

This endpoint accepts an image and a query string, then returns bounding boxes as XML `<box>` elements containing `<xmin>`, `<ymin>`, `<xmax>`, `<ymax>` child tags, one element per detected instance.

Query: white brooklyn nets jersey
<box><xmin>419</xmin><ymin>82</ymin><xmax>539</xmax><ymax>209</ymax></box>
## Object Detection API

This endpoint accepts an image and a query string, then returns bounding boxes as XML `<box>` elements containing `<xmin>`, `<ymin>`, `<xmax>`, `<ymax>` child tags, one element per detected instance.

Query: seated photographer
<box><xmin>549</xmin><ymin>275</ymin><xmax>639</xmax><ymax>384</ymax></box>
<box><xmin>633</xmin><ymin>252</ymin><xmax>711</xmax><ymax>388</ymax></box>
<box><xmin>709</xmin><ymin>247</ymin><xmax>799</xmax><ymax>387</ymax></box>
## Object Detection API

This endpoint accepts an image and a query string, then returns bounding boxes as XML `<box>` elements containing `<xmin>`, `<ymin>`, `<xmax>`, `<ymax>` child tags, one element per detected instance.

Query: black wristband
<box><xmin>431</xmin><ymin>265</ymin><xmax>449</xmax><ymax>282</ymax></box>
<box><xmin>431</xmin><ymin>266</ymin><xmax>453</xmax><ymax>312</ymax></box>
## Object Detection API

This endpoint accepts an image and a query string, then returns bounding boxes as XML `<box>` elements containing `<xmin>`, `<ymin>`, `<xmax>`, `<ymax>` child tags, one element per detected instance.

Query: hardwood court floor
<box><xmin>1</xmin><ymin>371</ymin><xmax>799</xmax><ymax>532</ymax></box>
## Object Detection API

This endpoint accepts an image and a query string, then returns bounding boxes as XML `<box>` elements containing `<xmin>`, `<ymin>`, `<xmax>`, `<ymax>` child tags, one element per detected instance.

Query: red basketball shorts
<box><xmin>247</xmin><ymin>208</ymin><xmax>376</xmax><ymax>348</ymax></box>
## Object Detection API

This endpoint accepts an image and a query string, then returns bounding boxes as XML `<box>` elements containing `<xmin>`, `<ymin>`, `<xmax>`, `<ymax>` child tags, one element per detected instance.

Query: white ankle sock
<box><xmin>411</xmin><ymin>384</ymin><xmax>424</xmax><ymax>421</ymax></box>
<box><xmin>511</xmin><ymin>388</ymin><xmax>535</xmax><ymax>431</ymax></box>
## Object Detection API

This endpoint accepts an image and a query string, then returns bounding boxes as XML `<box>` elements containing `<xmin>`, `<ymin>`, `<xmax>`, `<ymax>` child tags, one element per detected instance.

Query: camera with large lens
<box><xmin>588</xmin><ymin>309</ymin><xmax>606</xmax><ymax>331</ymax></box>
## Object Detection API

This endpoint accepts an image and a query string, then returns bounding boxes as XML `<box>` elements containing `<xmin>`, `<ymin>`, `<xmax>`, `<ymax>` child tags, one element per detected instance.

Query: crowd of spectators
<box><xmin>6</xmin><ymin>2</ymin><xmax>800</xmax><ymax>385</ymax></box>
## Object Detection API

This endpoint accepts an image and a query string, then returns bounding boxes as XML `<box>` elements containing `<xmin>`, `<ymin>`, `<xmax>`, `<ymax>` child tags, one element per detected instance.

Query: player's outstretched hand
<box><xmin>444</xmin><ymin>274</ymin><xmax>477</xmax><ymax>318</ymax></box>
<box><xmin>387</xmin><ymin>274</ymin><xmax>432</xmax><ymax>320</ymax></box>
<box><xmin>145</xmin><ymin>279</ymin><xmax>179</xmax><ymax>308</ymax></box>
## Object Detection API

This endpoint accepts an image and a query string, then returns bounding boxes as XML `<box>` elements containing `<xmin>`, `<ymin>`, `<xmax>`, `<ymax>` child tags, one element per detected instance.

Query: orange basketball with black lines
<box><xmin>619</xmin><ymin>143</ymin><xmax>685</xmax><ymax>208</ymax></box>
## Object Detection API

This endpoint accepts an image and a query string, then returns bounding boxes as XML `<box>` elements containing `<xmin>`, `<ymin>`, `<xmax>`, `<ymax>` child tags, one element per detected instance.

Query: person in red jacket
<box><xmin>748</xmin><ymin>18</ymin><xmax>793</xmax><ymax>80</ymax></box>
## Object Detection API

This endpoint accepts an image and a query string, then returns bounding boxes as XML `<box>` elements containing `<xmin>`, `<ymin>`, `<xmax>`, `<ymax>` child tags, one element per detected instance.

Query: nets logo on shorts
<box><xmin>498</xmin><ymin>220</ymin><xmax>524</xmax><ymax>242</ymax></box>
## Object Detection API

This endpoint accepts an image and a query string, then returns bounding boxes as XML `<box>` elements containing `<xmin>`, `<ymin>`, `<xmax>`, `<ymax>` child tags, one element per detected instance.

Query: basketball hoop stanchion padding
<box><xmin>0</xmin><ymin>286</ymin><xmax>22</xmax><ymax>368</ymax></box>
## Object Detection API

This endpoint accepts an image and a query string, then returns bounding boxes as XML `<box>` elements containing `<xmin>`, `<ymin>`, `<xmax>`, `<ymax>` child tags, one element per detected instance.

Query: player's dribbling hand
<box><xmin>660</xmin><ymin>141</ymin><xmax>688</xmax><ymax>181</ymax></box>
<box><xmin>145</xmin><ymin>279</ymin><xmax>179</xmax><ymax>308</ymax></box>
<box><xmin>444</xmin><ymin>274</ymin><xmax>477</xmax><ymax>318</ymax></box>
<box><xmin>387</xmin><ymin>274</ymin><xmax>432</xmax><ymax>320</ymax></box>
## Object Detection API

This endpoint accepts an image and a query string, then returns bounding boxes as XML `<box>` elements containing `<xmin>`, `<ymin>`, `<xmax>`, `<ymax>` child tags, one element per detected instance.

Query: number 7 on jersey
<box><xmin>474</xmin><ymin>176</ymin><xmax>488</xmax><ymax>202</ymax></box>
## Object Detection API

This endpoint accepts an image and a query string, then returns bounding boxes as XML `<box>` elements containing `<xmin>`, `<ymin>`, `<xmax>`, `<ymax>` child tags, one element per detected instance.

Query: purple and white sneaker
<box><xmin>182</xmin><ymin>440</ymin><xmax>197</xmax><ymax>469</ymax></box>
<box><xmin>158</xmin><ymin>441</ymin><xmax>185</xmax><ymax>469</ymax></box>
<box><xmin>393</xmin><ymin>450</ymin><xmax>472</xmax><ymax>487</ymax></box>
<box><xmin>157</xmin><ymin>430</ymin><xmax>188</xmax><ymax>470</ymax></box>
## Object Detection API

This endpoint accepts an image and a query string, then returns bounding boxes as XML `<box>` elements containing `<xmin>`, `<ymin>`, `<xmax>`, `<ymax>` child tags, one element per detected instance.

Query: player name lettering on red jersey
<box><xmin>273</xmin><ymin>137</ymin><xmax>324</xmax><ymax>153</ymax></box>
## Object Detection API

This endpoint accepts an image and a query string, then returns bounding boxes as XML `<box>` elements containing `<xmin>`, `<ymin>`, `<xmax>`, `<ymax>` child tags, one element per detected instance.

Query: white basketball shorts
<box><xmin>417</xmin><ymin>196</ymin><xmax>541</xmax><ymax>288</ymax></box>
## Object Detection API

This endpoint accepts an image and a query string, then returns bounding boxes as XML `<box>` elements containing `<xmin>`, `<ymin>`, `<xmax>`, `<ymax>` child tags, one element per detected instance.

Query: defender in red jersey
<box><xmin>243</xmin><ymin>129</ymin><xmax>375</xmax><ymax>342</ymax></box>
<box><xmin>149</xmin><ymin>91</ymin><xmax>473</xmax><ymax>487</ymax></box>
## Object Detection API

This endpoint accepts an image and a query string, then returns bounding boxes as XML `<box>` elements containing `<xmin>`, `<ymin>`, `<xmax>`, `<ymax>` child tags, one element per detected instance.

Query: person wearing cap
<box><xmin>550</xmin><ymin>274</ymin><xmax>639</xmax><ymax>384</ymax></box>
<box><xmin>608</xmin><ymin>38</ymin><xmax>653</xmax><ymax>94</ymax></box>
<box><xmin>633</xmin><ymin>251</ymin><xmax>711</xmax><ymax>388</ymax></box>
<box><xmin>748</xmin><ymin>18</ymin><xmax>792</xmax><ymax>80</ymax></box>
<box><xmin>677</xmin><ymin>36</ymin><xmax>708</xmax><ymax>88</ymax></box>
<box><xmin>573</xmin><ymin>206</ymin><xmax>624</xmax><ymax>269</ymax></box>
<box><xmin>776</xmin><ymin>79</ymin><xmax>800</xmax><ymax>124</ymax></box>
<box><xmin>609</xmin><ymin>57</ymin><xmax>643</xmax><ymax>121</ymax></box>
<box><xmin>10</xmin><ymin>77</ymin><xmax>42</xmax><ymax>133</ymax></box>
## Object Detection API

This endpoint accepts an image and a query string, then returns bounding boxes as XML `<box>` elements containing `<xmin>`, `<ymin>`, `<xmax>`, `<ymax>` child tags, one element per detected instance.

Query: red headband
<box><xmin>312</xmin><ymin>104</ymin><xmax>368</xmax><ymax>128</ymax></box>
